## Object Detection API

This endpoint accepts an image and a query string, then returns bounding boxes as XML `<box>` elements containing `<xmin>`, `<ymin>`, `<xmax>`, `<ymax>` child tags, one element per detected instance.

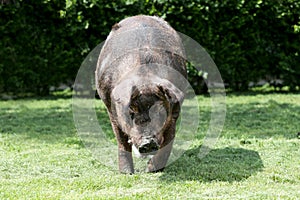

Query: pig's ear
<box><xmin>157</xmin><ymin>84</ymin><xmax>184</xmax><ymax>118</ymax></box>
<box><xmin>111</xmin><ymin>82</ymin><xmax>140</xmax><ymax>107</ymax></box>
<box><xmin>130</xmin><ymin>85</ymin><xmax>139</xmax><ymax>101</ymax></box>
<box><xmin>111</xmin><ymin>80</ymin><xmax>133</xmax><ymax>105</ymax></box>
<box><xmin>128</xmin><ymin>86</ymin><xmax>140</xmax><ymax>112</ymax></box>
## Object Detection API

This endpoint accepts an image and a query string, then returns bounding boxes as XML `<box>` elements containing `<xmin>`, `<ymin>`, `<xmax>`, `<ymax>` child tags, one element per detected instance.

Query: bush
<box><xmin>0</xmin><ymin>0</ymin><xmax>299</xmax><ymax>95</ymax></box>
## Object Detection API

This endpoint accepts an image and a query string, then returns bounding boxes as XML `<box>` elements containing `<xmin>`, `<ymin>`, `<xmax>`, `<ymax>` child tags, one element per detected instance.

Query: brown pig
<box><xmin>95</xmin><ymin>15</ymin><xmax>187</xmax><ymax>173</ymax></box>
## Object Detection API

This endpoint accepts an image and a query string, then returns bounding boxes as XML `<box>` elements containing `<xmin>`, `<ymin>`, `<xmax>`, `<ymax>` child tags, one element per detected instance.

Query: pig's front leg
<box><xmin>118</xmin><ymin>140</ymin><xmax>134</xmax><ymax>174</ymax></box>
<box><xmin>146</xmin><ymin>122</ymin><xmax>176</xmax><ymax>172</ymax></box>
<box><xmin>109</xmin><ymin>115</ymin><xmax>134</xmax><ymax>174</ymax></box>
<box><xmin>116</xmin><ymin>128</ymin><xmax>134</xmax><ymax>174</ymax></box>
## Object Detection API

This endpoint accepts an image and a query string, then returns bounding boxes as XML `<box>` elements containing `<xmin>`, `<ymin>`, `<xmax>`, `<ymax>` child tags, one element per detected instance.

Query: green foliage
<box><xmin>162</xmin><ymin>0</ymin><xmax>300</xmax><ymax>91</ymax></box>
<box><xmin>0</xmin><ymin>0</ymin><xmax>74</xmax><ymax>95</ymax></box>
<box><xmin>0</xmin><ymin>0</ymin><xmax>299</xmax><ymax>95</ymax></box>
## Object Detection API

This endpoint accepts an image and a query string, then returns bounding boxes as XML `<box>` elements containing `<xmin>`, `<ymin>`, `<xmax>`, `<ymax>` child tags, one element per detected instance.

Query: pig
<box><xmin>95</xmin><ymin>15</ymin><xmax>187</xmax><ymax>173</ymax></box>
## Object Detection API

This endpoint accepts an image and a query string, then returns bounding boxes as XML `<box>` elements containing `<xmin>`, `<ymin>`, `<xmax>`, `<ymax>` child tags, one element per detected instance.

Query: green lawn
<box><xmin>0</xmin><ymin>93</ymin><xmax>299</xmax><ymax>199</ymax></box>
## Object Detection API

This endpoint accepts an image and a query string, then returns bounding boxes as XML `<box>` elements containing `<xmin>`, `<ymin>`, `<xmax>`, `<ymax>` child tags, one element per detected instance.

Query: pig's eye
<box><xmin>129</xmin><ymin>109</ymin><xmax>135</xmax><ymax>120</ymax></box>
<box><xmin>130</xmin><ymin>113</ymin><xmax>134</xmax><ymax>120</ymax></box>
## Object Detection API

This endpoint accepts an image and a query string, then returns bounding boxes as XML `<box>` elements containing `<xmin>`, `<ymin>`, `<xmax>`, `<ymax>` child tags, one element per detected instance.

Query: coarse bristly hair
<box><xmin>95</xmin><ymin>15</ymin><xmax>187</xmax><ymax>173</ymax></box>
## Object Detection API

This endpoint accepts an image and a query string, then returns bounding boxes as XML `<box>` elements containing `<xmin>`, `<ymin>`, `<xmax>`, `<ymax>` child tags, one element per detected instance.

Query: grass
<box><xmin>0</xmin><ymin>93</ymin><xmax>300</xmax><ymax>199</ymax></box>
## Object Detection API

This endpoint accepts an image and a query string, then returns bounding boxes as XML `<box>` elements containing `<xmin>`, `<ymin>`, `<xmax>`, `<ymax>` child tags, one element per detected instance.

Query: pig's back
<box><xmin>96</xmin><ymin>15</ymin><xmax>186</xmax><ymax>101</ymax></box>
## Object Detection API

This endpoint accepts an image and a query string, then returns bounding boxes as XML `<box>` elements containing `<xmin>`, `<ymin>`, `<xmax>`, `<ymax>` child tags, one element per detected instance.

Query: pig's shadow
<box><xmin>160</xmin><ymin>146</ymin><xmax>264</xmax><ymax>182</ymax></box>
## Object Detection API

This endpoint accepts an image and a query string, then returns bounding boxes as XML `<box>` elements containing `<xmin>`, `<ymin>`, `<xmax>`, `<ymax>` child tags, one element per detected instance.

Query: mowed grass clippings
<box><xmin>0</xmin><ymin>93</ymin><xmax>299</xmax><ymax>199</ymax></box>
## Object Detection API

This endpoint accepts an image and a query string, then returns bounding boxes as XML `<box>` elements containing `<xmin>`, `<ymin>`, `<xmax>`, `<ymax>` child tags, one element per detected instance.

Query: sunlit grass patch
<box><xmin>0</xmin><ymin>93</ymin><xmax>299</xmax><ymax>199</ymax></box>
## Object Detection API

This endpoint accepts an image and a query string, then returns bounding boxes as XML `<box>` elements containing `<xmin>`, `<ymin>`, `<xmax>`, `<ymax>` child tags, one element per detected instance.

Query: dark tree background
<box><xmin>0</xmin><ymin>0</ymin><xmax>299</xmax><ymax>96</ymax></box>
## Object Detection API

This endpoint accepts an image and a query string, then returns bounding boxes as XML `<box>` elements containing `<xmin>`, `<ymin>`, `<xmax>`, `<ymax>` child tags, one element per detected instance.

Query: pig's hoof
<box><xmin>120</xmin><ymin>166</ymin><xmax>134</xmax><ymax>174</ymax></box>
<box><xmin>120</xmin><ymin>170</ymin><xmax>134</xmax><ymax>174</ymax></box>
<box><xmin>146</xmin><ymin>159</ymin><xmax>165</xmax><ymax>173</ymax></box>
<box><xmin>146</xmin><ymin>167</ymin><xmax>165</xmax><ymax>173</ymax></box>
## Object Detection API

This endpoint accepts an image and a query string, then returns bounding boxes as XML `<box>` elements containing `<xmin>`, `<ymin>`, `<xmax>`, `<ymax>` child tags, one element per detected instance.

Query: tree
<box><xmin>0</xmin><ymin>0</ymin><xmax>299</xmax><ymax>95</ymax></box>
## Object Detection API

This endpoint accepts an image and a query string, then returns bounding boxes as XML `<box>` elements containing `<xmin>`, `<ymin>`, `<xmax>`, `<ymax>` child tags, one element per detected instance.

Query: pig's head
<box><xmin>111</xmin><ymin>80</ymin><xmax>183</xmax><ymax>155</ymax></box>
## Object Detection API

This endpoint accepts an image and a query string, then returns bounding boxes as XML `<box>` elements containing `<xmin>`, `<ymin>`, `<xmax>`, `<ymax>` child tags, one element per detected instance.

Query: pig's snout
<box><xmin>138</xmin><ymin>138</ymin><xmax>159</xmax><ymax>154</ymax></box>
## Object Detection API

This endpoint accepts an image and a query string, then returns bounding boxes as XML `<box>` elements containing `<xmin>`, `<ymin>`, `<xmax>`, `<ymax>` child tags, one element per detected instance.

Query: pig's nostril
<box><xmin>138</xmin><ymin>140</ymin><xmax>159</xmax><ymax>153</ymax></box>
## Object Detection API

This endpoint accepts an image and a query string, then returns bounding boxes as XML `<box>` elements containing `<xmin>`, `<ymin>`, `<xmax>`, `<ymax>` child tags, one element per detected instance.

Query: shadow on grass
<box><xmin>0</xmin><ymin>98</ymin><xmax>116</xmax><ymax>148</ymax></box>
<box><xmin>225</xmin><ymin>89</ymin><xmax>300</xmax><ymax>96</ymax></box>
<box><xmin>225</xmin><ymin>99</ymin><xmax>300</xmax><ymax>139</ymax></box>
<box><xmin>160</xmin><ymin>146</ymin><xmax>264</xmax><ymax>182</ymax></box>
<box><xmin>0</xmin><ymin>102</ymin><xmax>82</xmax><ymax>146</ymax></box>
